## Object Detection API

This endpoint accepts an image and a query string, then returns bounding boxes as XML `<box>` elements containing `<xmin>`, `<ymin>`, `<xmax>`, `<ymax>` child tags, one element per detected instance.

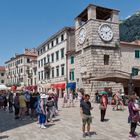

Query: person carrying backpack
<box><xmin>24</xmin><ymin>91</ymin><xmax>31</xmax><ymax>115</ymax></box>
<box><xmin>37</xmin><ymin>93</ymin><xmax>47</xmax><ymax>129</ymax></box>
<box><xmin>46</xmin><ymin>96</ymin><xmax>55</xmax><ymax>122</ymax></box>
<box><xmin>8</xmin><ymin>92</ymin><xmax>14</xmax><ymax>113</ymax></box>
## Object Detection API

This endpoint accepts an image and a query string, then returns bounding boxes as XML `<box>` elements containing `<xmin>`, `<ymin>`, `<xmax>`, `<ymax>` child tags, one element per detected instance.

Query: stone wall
<box><xmin>82</xmin><ymin>81</ymin><xmax>122</xmax><ymax>96</ymax></box>
<box><xmin>75</xmin><ymin>19</ymin><xmax>119</xmax><ymax>52</ymax></box>
<box><xmin>120</xmin><ymin>45</ymin><xmax>140</xmax><ymax>74</ymax></box>
<box><xmin>75</xmin><ymin>46</ymin><xmax>122</xmax><ymax>95</ymax></box>
<box><xmin>91</xmin><ymin>46</ymin><xmax>121</xmax><ymax>77</ymax></box>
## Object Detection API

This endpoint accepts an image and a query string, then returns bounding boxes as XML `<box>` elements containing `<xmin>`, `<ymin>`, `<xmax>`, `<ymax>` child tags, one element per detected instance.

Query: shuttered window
<box><xmin>135</xmin><ymin>50</ymin><xmax>140</xmax><ymax>58</ymax></box>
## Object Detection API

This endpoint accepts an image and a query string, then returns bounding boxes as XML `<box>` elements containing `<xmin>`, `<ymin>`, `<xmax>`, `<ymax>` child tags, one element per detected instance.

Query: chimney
<box><xmin>24</xmin><ymin>48</ymin><xmax>29</xmax><ymax>54</ymax></box>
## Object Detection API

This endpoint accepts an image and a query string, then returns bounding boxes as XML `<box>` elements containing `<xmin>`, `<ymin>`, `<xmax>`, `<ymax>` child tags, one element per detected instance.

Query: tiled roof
<box><xmin>5</xmin><ymin>49</ymin><xmax>37</xmax><ymax>64</ymax></box>
<box><xmin>120</xmin><ymin>40</ymin><xmax>140</xmax><ymax>46</ymax></box>
<box><xmin>0</xmin><ymin>66</ymin><xmax>5</xmax><ymax>71</ymax></box>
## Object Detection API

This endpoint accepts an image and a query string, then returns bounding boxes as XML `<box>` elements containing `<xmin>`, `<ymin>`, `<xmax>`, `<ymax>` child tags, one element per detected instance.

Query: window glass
<box><xmin>61</xmin><ymin>64</ymin><xmax>65</xmax><ymax>76</ymax></box>
<box><xmin>135</xmin><ymin>50</ymin><xmax>140</xmax><ymax>58</ymax></box>
<box><xmin>132</xmin><ymin>68</ymin><xmax>139</xmax><ymax>76</ymax></box>
<box><xmin>61</xmin><ymin>48</ymin><xmax>64</xmax><ymax>58</ymax></box>
<box><xmin>56</xmin><ymin>51</ymin><xmax>59</xmax><ymax>61</ymax></box>
<box><xmin>56</xmin><ymin>66</ymin><xmax>59</xmax><ymax>77</ymax></box>
<box><xmin>104</xmin><ymin>55</ymin><xmax>109</xmax><ymax>65</ymax></box>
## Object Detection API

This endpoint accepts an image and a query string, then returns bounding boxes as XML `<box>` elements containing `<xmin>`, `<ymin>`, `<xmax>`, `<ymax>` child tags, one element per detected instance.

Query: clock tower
<box><xmin>75</xmin><ymin>4</ymin><xmax>121</xmax><ymax>94</ymax></box>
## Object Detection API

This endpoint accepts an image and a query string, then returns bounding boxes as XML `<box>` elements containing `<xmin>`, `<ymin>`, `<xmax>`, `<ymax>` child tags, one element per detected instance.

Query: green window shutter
<box><xmin>72</xmin><ymin>70</ymin><xmax>74</xmax><ymax>81</ymax></box>
<box><xmin>71</xmin><ymin>56</ymin><xmax>74</xmax><ymax>64</ymax></box>
<box><xmin>132</xmin><ymin>68</ymin><xmax>138</xmax><ymax>76</ymax></box>
<box><xmin>69</xmin><ymin>72</ymin><xmax>71</xmax><ymax>80</ymax></box>
<box><xmin>135</xmin><ymin>50</ymin><xmax>140</xmax><ymax>58</ymax></box>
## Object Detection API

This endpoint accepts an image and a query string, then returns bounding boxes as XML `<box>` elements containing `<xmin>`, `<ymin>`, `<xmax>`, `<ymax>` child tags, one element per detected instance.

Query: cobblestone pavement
<box><xmin>0</xmin><ymin>100</ymin><xmax>140</xmax><ymax>140</ymax></box>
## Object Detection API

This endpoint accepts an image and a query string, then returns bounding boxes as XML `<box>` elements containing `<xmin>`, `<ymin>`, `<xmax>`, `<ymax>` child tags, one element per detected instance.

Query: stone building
<box><xmin>5</xmin><ymin>49</ymin><xmax>37</xmax><ymax>89</ymax></box>
<box><xmin>120</xmin><ymin>40</ymin><xmax>140</xmax><ymax>74</ymax></box>
<box><xmin>66</xmin><ymin>50</ymin><xmax>76</xmax><ymax>90</ymax></box>
<box><xmin>120</xmin><ymin>40</ymin><xmax>140</xmax><ymax>94</ymax></box>
<box><xmin>74</xmin><ymin>4</ymin><xmax>121</xmax><ymax>94</ymax></box>
<box><xmin>0</xmin><ymin>66</ymin><xmax>6</xmax><ymax>85</ymax></box>
<box><xmin>37</xmin><ymin>27</ymin><xmax>75</xmax><ymax>97</ymax></box>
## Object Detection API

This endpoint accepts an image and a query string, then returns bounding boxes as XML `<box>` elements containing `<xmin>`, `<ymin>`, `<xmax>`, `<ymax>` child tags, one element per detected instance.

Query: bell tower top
<box><xmin>75</xmin><ymin>4</ymin><xmax>119</xmax><ymax>30</ymax></box>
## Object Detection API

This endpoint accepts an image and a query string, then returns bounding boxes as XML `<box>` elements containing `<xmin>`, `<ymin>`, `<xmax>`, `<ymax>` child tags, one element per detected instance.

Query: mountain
<box><xmin>120</xmin><ymin>11</ymin><xmax>140</xmax><ymax>42</ymax></box>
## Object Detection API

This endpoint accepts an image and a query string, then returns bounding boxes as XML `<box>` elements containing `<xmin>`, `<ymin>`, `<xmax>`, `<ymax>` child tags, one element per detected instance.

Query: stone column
<box><xmin>88</xmin><ymin>5</ymin><xmax>96</xmax><ymax>20</ymax></box>
<box><xmin>75</xmin><ymin>17</ymin><xmax>81</xmax><ymax>30</ymax></box>
<box><xmin>112</xmin><ymin>10</ymin><xmax>119</xmax><ymax>23</ymax></box>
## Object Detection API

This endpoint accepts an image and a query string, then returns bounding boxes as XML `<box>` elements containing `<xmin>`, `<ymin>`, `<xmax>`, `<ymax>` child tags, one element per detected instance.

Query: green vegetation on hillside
<box><xmin>120</xmin><ymin>11</ymin><xmax>140</xmax><ymax>42</ymax></box>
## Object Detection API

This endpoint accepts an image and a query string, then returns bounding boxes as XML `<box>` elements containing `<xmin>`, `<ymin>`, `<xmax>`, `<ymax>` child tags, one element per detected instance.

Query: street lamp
<box><xmin>114</xmin><ymin>70</ymin><xmax>133</xmax><ymax>95</ymax></box>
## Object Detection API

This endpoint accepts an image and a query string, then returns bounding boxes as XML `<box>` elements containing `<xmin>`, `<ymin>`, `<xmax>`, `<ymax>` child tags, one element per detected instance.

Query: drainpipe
<box><xmin>66</xmin><ymin>31</ymin><xmax>70</xmax><ymax>95</ymax></box>
<box><xmin>128</xmin><ymin>73</ymin><xmax>133</xmax><ymax>95</ymax></box>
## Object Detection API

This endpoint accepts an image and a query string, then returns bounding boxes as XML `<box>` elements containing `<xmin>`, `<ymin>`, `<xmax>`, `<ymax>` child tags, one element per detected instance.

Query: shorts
<box><xmin>82</xmin><ymin>114</ymin><xmax>92</xmax><ymax>125</ymax></box>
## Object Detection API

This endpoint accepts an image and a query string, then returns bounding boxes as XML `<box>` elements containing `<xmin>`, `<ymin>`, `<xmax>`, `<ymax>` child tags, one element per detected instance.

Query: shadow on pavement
<box><xmin>46</xmin><ymin>124</ymin><xmax>55</xmax><ymax>128</ymax></box>
<box><xmin>0</xmin><ymin>135</ymin><xmax>9</xmax><ymax>139</ymax></box>
<box><xmin>53</xmin><ymin>119</ymin><xmax>60</xmax><ymax>122</ymax></box>
<box><xmin>90</xmin><ymin>131</ymin><xmax>97</xmax><ymax>136</ymax></box>
<box><xmin>0</xmin><ymin>110</ymin><xmax>37</xmax><ymax>133</ymax></box>
<box><xmin>104</xmin><ymin>119</ymin><xmax>110</xmax><ymax>122</ymax></box>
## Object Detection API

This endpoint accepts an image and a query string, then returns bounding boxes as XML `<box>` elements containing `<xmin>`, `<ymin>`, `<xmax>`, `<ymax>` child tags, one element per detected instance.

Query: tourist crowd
<box><xmin>0</xmin><ymin>89</ymin><xmax>59</xmax><ymax>129</ymax></box>
<box><xmin>1</xmin><ymin>88</ymin><xmax>140</xmax><ymax>139</ymax></box>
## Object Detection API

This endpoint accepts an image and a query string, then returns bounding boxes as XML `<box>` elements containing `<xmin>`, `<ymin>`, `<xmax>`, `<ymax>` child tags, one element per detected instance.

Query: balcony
<box><xmin>44</xmin><ymin>62</ymin><xmax>51</xmax><ymax>72</ymax></box>
<box><xmin>28</xmin><ymin>73</ymin><xmax>33</xmax><ymax>79</ymax></box>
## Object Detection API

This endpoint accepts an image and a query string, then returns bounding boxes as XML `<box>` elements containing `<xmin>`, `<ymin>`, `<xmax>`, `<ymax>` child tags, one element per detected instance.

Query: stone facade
<box><xmin>37</xmin><ymin>27</ymin><xmax>75</xmax><ymax>96</ymax></box>
<box><xmin>75</xmin><ymin>20</ymin><xmax>119</xmax><ymax>52</ymax></box>
<box><xmin>120</xmin><ymin>41</ymin><xmax>140</xmax><ymax>74</ymax></box>
<box><xmin>0</xmin><ymin>66</ymin><xmax>6</xmax><ymax>85</ymax></box>
<box><xmin>75</xmin><ymin>4</ymin><xmax>121</xmax><ymax>95</ymax></box>
<box><xmin>5</xmin><ymin>49</ymin><xmax>37</xmax><ymax>87</ymax></box>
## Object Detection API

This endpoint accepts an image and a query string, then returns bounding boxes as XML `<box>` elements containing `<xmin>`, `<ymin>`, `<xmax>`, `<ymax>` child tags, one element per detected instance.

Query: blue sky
<box><xmin>0</xmin><ymin>0</ymin><xmax>140</xmax><ymax>65</ymax></box>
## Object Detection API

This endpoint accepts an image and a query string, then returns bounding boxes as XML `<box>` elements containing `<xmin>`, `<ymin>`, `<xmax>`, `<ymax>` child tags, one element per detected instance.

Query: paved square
<box><xmin>0</xmin><ymin>100</ymin><xmax>140</xmax><ymax>140</ymax></box>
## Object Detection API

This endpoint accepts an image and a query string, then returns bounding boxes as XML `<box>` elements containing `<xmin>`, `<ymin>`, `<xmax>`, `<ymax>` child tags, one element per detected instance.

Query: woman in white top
<box><xmin>68</xmin><ymin>90</ymin><xmax>74</xmax><ymax>107</ymax></box>
<box><xmin>62</xmin><ymin>91</ymin><xmax>68</xmax><ymax>108</ymax></box>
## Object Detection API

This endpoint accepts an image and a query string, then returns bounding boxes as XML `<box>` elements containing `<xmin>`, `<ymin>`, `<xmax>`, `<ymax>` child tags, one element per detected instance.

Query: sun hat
<box><xmin>40</xmin><ymin>93</ymin><xmax>47</xmax><ymax>99</ymax></box>
<box><xmin>48</xmin><ymin>89</ymin><xmax>54</xmax><ymax>94</ymax></box>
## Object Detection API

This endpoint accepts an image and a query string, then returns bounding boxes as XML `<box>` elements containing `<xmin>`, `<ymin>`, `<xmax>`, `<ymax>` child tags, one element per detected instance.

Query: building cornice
<box><xmin>5</xmin><ymin>54</ymin><xmax>37</xmax><ymax>64</ymax></box>
<box><xmin>36</xmin><ymin>26</ymin><xmax>75</xmax><ymax>51</ymax></box>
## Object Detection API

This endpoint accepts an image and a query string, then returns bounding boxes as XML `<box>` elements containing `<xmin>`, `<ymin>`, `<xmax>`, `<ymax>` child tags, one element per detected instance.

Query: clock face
<box><xmin>98</xmin><ymin>24</ymin><xmax>113</xmax><ymax>42</ymax></box>
<box><xmin>78</xmin><ymin>28</ymin><xmax>86</xmax><ymax>44</ymax></box>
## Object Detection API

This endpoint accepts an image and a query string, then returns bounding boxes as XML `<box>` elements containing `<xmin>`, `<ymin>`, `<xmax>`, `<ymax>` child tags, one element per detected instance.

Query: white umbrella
<box><xmin>0</xmin><ymin>85</ymin><xmax>8</xmax><ymax>90</ymax></box>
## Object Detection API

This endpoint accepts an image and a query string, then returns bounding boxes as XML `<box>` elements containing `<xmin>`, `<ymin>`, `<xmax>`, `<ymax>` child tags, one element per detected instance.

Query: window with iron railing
<box><xmin>56</xmin><ymin>51</ymin><xmax>59</xmax><ymax>61</ymax></box>
<box><xmin>52</xmin><ymin>68</ymin><xmax>54</xmax><ymax>78</ymax></box>
<box><xmin>56</xmin><ymin>66</ymin><xmax>59</xmax><ymax>77</ymax></box>
<box><xmin>61</xmin><ymin>64</ymin><xmax>65</xmax><ymax>76</ymax></box>
<box><xmin>61</xmin><ymin>48</ymin><xmax>64</xmax><ymax>59</ymax></box>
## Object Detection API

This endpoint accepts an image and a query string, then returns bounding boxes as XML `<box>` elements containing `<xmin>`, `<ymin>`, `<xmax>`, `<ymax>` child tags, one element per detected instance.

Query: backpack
<box><xmin>25</xmin><ymin>93</ymin><xmax>30</xmax><ymax>102</ymax></box>
<box><xmin>47</xmin><ymin>100</ymin><xmax>54</xmax><ymax>107</ymax></box>
<box><xmin>35</xmin><ymin>100</ymin><xmax>42</xmax><ymax>114</ymax></box>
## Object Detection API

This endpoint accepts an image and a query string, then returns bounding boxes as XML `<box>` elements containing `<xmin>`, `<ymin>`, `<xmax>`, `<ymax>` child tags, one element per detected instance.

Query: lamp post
<box><xmin>128</xmin><ymin>73</ymin><xmax>133</xmax><ymax>95</ymax></box>
<box><xmin>114</xmin><ymin>70</ymin><xmax>133</xmax><ymax>95</ymax></box>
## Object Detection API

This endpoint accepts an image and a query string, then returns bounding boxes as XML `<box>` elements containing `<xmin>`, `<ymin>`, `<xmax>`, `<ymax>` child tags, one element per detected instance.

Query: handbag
<box><xmin>99</xmin><ymin>105</ymin><xmax>106</xmax><ymax>110</ymax></box>
<box><xmin>132</xmin><ymin>114</ymin><xmax>140</xmax><ymax>122</ymax></box>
